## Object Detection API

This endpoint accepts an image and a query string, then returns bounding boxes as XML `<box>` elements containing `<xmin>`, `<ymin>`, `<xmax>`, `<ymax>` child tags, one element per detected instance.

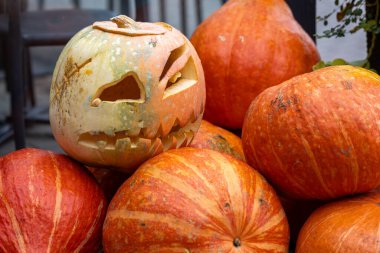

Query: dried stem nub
<box><xmin>233</xmin><ymin>237</ymin><xmax>241</xmax><ymax>248</ymax></box>
<box><xmin>111</xmin><ymin>15</ymin><xmax>138</xmax><ymax>29</ymax></box>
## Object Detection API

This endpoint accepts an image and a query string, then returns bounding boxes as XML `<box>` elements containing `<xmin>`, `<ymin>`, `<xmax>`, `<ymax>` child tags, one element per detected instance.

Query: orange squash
<box><xmin>243</xmin><ymin>66</ymin><xmax>380</xmax><ymax>199</ymax></box>
<box><xmin>191</xmin><ymin>0</ymin><xmax>320</xmax><ymax>129</ymax></box>
<box><xmin>190</xmin><ymin>120</ymin><xmax>245</xmax><ymax>161</ymax></box>
<box><xmin>0</xmin><ymin>148</ymin><xmax>107</xmax><ymax>252</ymax></box>
<box><xmin>50</xmin><ymin>15</ymin><xmax>205</xmax><ymax>173</ymax></box>
<box><xmin>296</xmin><ymin>191</ymin><xmax>380</xmax><ymax>252</ymax></box>
<box><xmin>103</xmin><ymin>148</ymin><xmax>289</xmax><ymax>252</ymax></box>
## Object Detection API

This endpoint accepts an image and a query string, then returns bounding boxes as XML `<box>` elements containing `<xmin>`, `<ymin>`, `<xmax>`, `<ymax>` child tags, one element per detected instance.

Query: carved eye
<box><xmin>160</xmin><ymin>44</ymin><xmax>187</xmax><ymax>81</ymax></box>
<box><xmin>160</xmin><ymin>44</ymin><xmax>198</xmax><ymax>98</ymax></box>
<box><xmin>91</xmin><ymin>72</ymin><xmax>145</xmax><ymax>107</ymax></box>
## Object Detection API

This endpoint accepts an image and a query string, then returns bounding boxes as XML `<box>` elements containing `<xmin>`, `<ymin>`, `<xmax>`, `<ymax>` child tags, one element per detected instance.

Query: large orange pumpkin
<box><xmin>190</xmin><ymin>120</ymin><xmax>245</xmax><ymax>161</ymax></box>
<box><xmin>242</xmin><ymin>66</ymin><xmax>380</xmax><ymax>200</ymax></box>
<box><xmin>0</xmin><ymin>148</ymin><xmax>107</xmax><ymax>252</ymax></box>
<box><xmin>296</xmin><ymin>191</ymin><xmax>380</xmax><ymax>252</ymax></box>
<box><xmin>103</xmin><ymin>148</ymin><xmax>289</xmax><ymax>252</ymax></box>
<box><xmin>190</xmin><ymin>0</ymin><xmax>320</xmax><ymax>129</ymax></box>
<box><xmin>50</xmin><ymin>15</ymin><xmax>205</xmax><ymax>173</ymax></box>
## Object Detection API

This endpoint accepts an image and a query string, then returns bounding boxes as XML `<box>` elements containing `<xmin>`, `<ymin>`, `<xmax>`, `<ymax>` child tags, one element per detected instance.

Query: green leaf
<box><xmin>331</xmin><ymin>58</ymin><xmax>349</xmax><ymax>65</ymax></box>
<box><xmin>312</xmin><ymin>61</ymin><xmax>328</xmax><ymax>71</ymax></box>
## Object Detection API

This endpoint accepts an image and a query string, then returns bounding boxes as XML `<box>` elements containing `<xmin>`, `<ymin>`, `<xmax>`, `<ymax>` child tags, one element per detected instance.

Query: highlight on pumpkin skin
<box><xmin>49</xmin><ymin>15</ymin><xmax>206</xmax><ymax>173</ymax></box>
<box><xmin>102</xmin><ymin>148</ymin><xmax>290</xmax><ymax>252</ymax></box>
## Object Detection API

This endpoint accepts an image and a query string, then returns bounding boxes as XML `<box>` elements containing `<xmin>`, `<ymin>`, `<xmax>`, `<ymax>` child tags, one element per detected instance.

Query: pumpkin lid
<box><xmin>93</xmin><ymin>15</ymin><xmax>167</xmax><ymax>36</ymax></box>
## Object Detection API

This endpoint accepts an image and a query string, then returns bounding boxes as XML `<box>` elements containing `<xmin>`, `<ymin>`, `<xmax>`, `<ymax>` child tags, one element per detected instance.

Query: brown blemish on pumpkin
<box><xmin>64</xmin><ymin>58</ymin><xmax>92</xmax><ymax>79</ymax></box>
<box><xmin>342</xmin><ymin>80</ymin><xmax>353</xmax><ymax>90</ymax></box>
<box><xmin>340</xmin><ymin>147</ymin><xmax>352</xmax><ymax>157</ymax></box>
<box><xmin>271</xmin><ymin>93</ymin><xmax>300</xmax><ymax>112</ymax></box>
<box><xmin>148</xmin><ymin>38</ymin><xmax>158</xmax><ymax>47</ymax></box>
<box><xmin>224</xmin><ymin>202</ymin><xmax>230</xmax><ymax>208</ymax></box>
<box><xmin>208</xmin><ymin>134</ymin><xmax>244</xmax><ymax>160</ymax></box>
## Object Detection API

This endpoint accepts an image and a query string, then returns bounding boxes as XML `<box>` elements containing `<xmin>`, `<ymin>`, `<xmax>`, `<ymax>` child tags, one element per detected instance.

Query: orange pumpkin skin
<box><xmin>0</xmin><ymin>148</ymin><xmax>107</xmax><ymax>252</ymax></box>
<box><xmin>190</xmin><ymin>0</ymin><xmax>320</xmax><ymax>129</ymax></box>
<box><xmin>296</xmin><ymin>191</ymin><xmax>380</xmax><ymax>252</ymax></box>
<box><xmin>190</xmin><ymin>120</ymin><xmax>245</xmax><ymax>161</ymax></box>
<box><xmin>242</xmin><ymin>66</ymin><xmax>380</xmax><ymax>200</ymax></box>
<box><xmin>103</xmin><ymin>148</ymin><xmax>289</xmax><ymax>252</ymax></box>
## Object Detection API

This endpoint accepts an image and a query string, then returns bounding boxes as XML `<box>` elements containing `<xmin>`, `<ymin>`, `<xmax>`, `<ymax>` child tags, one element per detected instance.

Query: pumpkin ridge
<box><xmin>264</xmin><ymin>87</ymin><xmax>307</xmax><ymax>195</ymax></box>
<box><xmin>73</xmin><ymin>199</ymin><xmax>105</xmax><ymax>253</ymax></box>
<box><xmin>46</xmin><ymin>153</ymin><xmax>63</xmax><ymax>252</ymax></box>
<box><xmin>143</xmin><ymin>165</ymin><xmax>232</xmax><ymax>235</ymax></box>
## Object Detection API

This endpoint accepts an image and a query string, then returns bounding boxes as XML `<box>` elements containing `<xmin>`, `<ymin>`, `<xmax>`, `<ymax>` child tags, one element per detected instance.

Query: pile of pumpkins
<box><xmin>1</xmin><ymin>0</ymin><xmax>380</xmax><ymax>252</ymax></box>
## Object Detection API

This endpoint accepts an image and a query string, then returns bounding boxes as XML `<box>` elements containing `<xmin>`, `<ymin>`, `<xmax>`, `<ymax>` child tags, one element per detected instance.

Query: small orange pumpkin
<box><xmin>296</xmin><ymin>191</ymin><xmax>380</xmax><ymax>252</ymax></box>
<box><xmin>190</xmin><ymin>120</ymin><xmax>245</xmax><ymax>161</ymax></box>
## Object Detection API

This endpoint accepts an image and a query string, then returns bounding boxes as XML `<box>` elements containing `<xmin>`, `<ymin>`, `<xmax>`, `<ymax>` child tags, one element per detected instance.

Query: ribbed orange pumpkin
<box><xmin>242</xmin><ymin>66</ymin><xmax>380</xmax><ymax>200</ymax></box>
<box><xmin>190</xmin><ymin>120</ymin><xmax>245</xmax><ymax>161</ymax></box>
<box><xmin>103</xmin><ymin>148</ymin><xmax>289</xmax><ymax>252</ymax></box>
<box><xmin>296</xmin><ymin>191</ymin><xmax>380</xmax><ymax>252</ymax></box>
<box><xmin>190</xmin><ymin>0</ymin><xmax>320</xmax><ymax>129</ymax></box>
<box><xmin>0</xmin><ymin>148</ymin><xmax>107</xmax><ymax>252</ymax></box>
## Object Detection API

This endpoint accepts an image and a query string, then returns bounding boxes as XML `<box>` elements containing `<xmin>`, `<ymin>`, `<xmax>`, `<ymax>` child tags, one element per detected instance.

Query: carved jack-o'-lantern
<box><xmin>49</xmin><ymin>16</ymin><xmax>205</xmax><ymax>173</ymax></box>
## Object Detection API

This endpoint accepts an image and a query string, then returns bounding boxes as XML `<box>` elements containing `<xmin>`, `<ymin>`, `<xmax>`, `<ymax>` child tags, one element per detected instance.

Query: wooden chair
<box><xmin>0</xmin><ymin>0</ymin><xmax>115</xmax><ymax>149</ymax></box>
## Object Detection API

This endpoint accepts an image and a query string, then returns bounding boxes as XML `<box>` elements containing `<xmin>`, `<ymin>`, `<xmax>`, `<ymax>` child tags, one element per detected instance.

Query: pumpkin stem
<box><xmin>111</xmin><ymin>15</ymin><xmax>138</xmax><ymax>29</ymax></box>
<box><xmin>233</xmin><ymin>237</ymin><xmax>241</xmax><ymax>247</ymax></box>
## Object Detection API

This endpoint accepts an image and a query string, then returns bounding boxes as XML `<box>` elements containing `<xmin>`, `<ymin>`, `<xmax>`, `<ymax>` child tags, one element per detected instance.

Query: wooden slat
<box><xmin>180</xmin><ymin>0</ymin><xmax>187</xmax><ymax>36</ymax></box>
<box><xmin>135</xmin><ymin>0</ymin><xmax>149</xmax><ymax>21</ymax></box>
<box><xmin>8</xmin><ymin>0</ymin><xmax>26</xmax><ymax>149</ymax></box>
<box><xmin>286</xmin><ymin>0</ymin><xmax>316</xmax><ymax>41</ymax></box>
<box><xmin>159</xmin><ymin>0</ymin><xmax>167</xmax><ymax>22</ymax></box>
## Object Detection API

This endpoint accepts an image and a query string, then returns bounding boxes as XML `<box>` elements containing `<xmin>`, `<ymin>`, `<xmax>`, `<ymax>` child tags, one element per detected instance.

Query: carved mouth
<box><xmin>77</xmin><ymin>116</ymin><xmax>201</xmax><ymax>152</ymax></box>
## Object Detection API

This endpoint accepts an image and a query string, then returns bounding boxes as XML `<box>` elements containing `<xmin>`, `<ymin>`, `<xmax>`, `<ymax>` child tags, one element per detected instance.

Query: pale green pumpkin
<box><xmin>50</xmin><ymin>16</ymin><xmax>205</xmax><ymax>172</ymax></box>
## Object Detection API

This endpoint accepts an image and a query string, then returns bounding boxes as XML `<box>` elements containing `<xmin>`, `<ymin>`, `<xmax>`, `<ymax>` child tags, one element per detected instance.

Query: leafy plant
<box><xmin>314</xmin><ymin>0</ymin><xmax>379</xmax><ymax>71</ymax></box>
